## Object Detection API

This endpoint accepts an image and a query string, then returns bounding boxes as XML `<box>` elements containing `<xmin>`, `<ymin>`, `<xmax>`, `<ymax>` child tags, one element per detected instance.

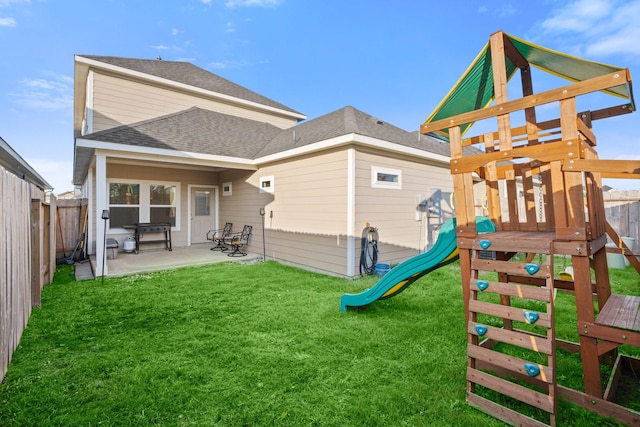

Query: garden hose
<box><xmin>359</xmin><ymin>225</ymin><xmax>379</xmax><ymax>276</ymax></box>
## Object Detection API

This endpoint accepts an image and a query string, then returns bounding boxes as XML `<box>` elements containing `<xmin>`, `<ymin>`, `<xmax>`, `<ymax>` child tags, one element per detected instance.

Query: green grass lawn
<box><xmin>0</xmin><ymin>260</ymin><xmax>637</xmax><ymax>426</ymax></box>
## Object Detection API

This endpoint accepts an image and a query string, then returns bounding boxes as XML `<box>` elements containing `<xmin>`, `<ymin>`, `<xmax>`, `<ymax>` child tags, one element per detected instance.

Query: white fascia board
<box><xmin>75</xmin><ymin>55</ymin><xmax>306</xmax><ymax>122</ymax></box>
<box><xmin>254</xmin><ymin>133</ymin><xmax>452</xmax><ymax>166</ymax></box>
<box><xmin>255</xmin><ymin>134</ymin><xmax>357</xmax><ymax>164</ymax></box>
<box><xmin>77</xmin><ymin>138</ymin><xmax>257</xmax><ymax>170</ymax></box>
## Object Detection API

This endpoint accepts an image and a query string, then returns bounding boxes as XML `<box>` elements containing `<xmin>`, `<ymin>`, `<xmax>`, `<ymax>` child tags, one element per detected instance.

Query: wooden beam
<box><xmin>502</xmin><ymin>34</ymin><xmax>529</xmax><ymax>69</ymax></box>
<box><xmin>421</xmin><ymin>70</ymin><xmax>631</xmax><ymax>134</ymax></box>
<box><xmin>564</xmin><ymin>159</ymin><xmax>640</xmax><ymax>175</ymax></box>
<box><xmin>560</xmin><ymin>98</ymin><xmax>586</xmax><ymax>231</ymax></box>
<box><xmin>460</xmin><ymin>104</ymin><xmax>631</xmax><ymax>147</ymax></box>
<box><xmin>490</xmin><ymin>31</ymin><xmax>513</xmax><ymax>151</ymax></box>
<box><xmin>452</xmin><ymin>138</ymin><xmax>583</xmax><ymax>175</ymax></box>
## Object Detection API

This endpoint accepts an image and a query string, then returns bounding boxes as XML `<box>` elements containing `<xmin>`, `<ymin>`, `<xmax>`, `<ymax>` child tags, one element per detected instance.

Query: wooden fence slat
<box><xmin>0</xmin><ymin>164</ymin><xmax>55</xmax><ymax>382</ymax></box>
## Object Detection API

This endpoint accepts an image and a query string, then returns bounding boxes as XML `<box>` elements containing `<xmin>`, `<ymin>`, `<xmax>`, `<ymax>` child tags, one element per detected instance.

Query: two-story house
<box><xmin>73</xmin><ymin>55</ymin><xmax>458</xmax><ymax>277</ymax></box>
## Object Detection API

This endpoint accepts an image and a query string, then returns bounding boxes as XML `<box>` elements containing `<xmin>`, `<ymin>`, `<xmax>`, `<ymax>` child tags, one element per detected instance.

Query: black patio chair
<box><xmin>225</xmin><ymin>225</ymin><xmax>252</xmax><ymax>257</ymax></box>
<box><xmin>206</xmin><ymin>222</ymin><xmax>233</xmax><ymax>251</ymax></box>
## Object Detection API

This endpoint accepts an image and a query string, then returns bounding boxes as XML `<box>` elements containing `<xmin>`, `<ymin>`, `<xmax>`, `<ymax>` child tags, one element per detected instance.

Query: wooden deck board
<box><xmin>596</xmin><ymin>294</ymin><xmax>640</xmax><ymax>331</ymax></box>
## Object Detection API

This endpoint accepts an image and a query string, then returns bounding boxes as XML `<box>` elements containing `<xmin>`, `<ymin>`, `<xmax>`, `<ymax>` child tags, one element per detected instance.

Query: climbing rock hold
<box><xmin>523</xmin><ymin>311</ymin><xmax>539</xmax><ymax>324</ymax></box>
<box><xmin>474</xmin><ymin>325</ymin><xmax>488</xmax><ymax>336</ymax></box>
<box><xmin>524</xmin><ymin>363</ymin><xmax>540</xmax><ymax>377</ymax></box>
<box><xmin>525</xmin><ymin>263</ymin><xmax>540</xmax><ymax>275</ymax></box>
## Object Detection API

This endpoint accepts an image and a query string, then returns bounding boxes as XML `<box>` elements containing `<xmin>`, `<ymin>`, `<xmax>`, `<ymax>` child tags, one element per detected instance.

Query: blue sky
<box><xmin>1</xmin><ymin>0</ymin><xmax>639</xmax><ymax>194</ymax></box>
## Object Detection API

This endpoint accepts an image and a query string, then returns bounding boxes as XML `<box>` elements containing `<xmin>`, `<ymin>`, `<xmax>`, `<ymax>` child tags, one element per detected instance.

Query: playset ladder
<box><xmin>466</xmin><ymin>235</ymin><xmax>557</xmax><ymax>426</ymax></box>
<box><xmin>419</xmin><ymin>30</ymin><xmax>639</xmax><ymax>425</ymax></box>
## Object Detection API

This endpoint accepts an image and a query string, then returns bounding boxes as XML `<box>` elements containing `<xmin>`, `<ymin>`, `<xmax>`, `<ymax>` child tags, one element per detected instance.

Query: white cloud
<box><xmin>537</xmin><ymin>0</ymin><xmax>640</xmax><ymax>60</ymax></box>
<box><xmin>0</xmin><ymin>0</ymin><xmax>30</xmax><ymax>7</ymax></box>
<box><xmin>11</xmin><ymin>76</ymin><xmax>72</xmax><ymax>111</ymax></box>
<box><xmin>541</xmin><ymin>0</ymin><xmax>611</xmax><ymax>34</ymax></box>
<box><xmin>496</xmin><ymin>3</ymin><xmax>516</xmax><ymax>17</ymax></box>
<box><xmin>225</xmin><ymin>0</ymin><xmax>283</xmax><ymax>8</ymax></box>
<box><xmin>0</xmin><ymin>16</ymin><xmax>15</xmax><ymax>26</ymax></box>
<box><xmin>207</xmin><ymin>59</ymin><xmax>248</xmax><ymax>69</ymax></box>
<box><xmin>171</xmin><ymin>28</ymin><xmax>183</xmax><ymax>36</ymax></box>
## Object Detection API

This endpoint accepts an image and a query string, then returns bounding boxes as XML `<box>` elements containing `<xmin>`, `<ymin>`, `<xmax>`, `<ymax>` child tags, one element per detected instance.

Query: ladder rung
<box><xmin>469</xmin><ymin>299</ymin><xmax>552</xmax><ymax>328</ymax></box>
<box><xmin>468</xmin><ymin>322</ymin><xmax>553</xmax><ymax>355</ymax></box>
<box><xmin>468</xmin><ymin>367</ymin><xmax>556</xmax><ymax>413</ymax></box>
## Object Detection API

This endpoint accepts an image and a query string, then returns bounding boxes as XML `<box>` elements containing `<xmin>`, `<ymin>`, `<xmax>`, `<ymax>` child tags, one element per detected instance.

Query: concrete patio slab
<box><xmin>84</xmin><ymin>243</ymin><xmax>261</xmax><ymax>279</ymax></box>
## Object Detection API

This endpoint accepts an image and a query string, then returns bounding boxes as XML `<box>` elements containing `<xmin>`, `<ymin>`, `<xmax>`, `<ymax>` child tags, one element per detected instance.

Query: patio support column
<box><xmin>95</xmin><ymin>153</ymin><xmax>107</xmax><ymax>277</ymax></box>
<box><xmin>347</xmin><ymin>148</ymin><xmax>356</xmax><ymax>276</ymax></box>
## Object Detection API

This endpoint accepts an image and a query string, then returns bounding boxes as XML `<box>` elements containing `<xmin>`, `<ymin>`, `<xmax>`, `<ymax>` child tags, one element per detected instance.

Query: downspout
<box><xmin>347</xmin><ymin>148</ymin><xmax>356</xmax><ymax>276</ymax></box>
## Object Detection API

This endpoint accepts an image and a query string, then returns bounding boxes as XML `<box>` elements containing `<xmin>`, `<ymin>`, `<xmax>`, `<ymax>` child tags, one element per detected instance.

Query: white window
<box><xmin>108</xmin><ymin>180</ymin><xmax>179</xmax><ymax>229</ymax></box>
<box><xmin>222</xmin><ymin>182</ymin><xmax>232</xmax><ymax>196</ymax></box>
<box><xmin>371</xmin><ymin>166</ymin><xmax>401</xmax><ymax>189</ymax></box>
<box><xmin>260</xmin><ymin>175</ymin><xmax>274</xmax><ymax>193</ymax></box>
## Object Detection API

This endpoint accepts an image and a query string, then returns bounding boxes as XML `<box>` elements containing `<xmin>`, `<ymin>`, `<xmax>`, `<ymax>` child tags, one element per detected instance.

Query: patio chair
<box><xmin>206</xmin><ymin>222</ymin><xmax>233</xmax><ymax>251</ymax></box>
<box><xmin>224</xmin><ymin>225</ymin><xmax>252</xmax><ymax>257</ymax></box>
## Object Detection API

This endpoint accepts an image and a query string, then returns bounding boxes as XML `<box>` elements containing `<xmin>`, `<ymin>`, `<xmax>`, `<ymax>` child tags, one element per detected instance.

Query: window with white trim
<box><xmin>222</xmin><ymin>182</ymin><xmax>232</xmax><ymax>196</ymax></box>
<box><xmin>371</xmin><ymin>166</ymin><xmax>401</xmax><ymax>189</ymax></box>
<box><xmin>260</xmin><ymin>175</ymin><xmax>274</xmax><ymax>193</ymax></box>
<box><xmin>108</xmin><ymin>180</ymin><xmax>179</xmax><ymax>229</ymax></box>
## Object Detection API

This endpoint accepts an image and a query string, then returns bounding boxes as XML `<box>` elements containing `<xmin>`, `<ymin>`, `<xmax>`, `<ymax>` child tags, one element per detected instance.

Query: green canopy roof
<box><xmin>422</xmin><ymin>32</ymin><xmax>634</xmax><ymax>140</ymax></box>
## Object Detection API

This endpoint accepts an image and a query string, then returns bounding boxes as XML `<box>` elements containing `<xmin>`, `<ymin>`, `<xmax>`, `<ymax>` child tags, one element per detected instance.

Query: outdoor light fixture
<box><xmin>101</xmin><ymin>209</ymin><xmax>109</xmax><ymax>284</ymax></box>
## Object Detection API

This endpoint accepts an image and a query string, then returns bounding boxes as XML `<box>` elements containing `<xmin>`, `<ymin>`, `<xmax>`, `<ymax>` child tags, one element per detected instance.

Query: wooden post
<box><xmin>490</xmin><ymin>31</ymin><xmax>513</xmax><ymax>151</ymax></box>
<box><xmin>30</xmin><ymin>199</ymin><xmax>42</xmax><ymax>308</ymax></box>
<box><xmin>572</xmin><ymin>254</ymin><xmax>602</xmax><ymax>397</ymax></box>
<box><xmin>560</xmin><ymin>98</ymin><xmax>586</xmax><ymax>236</ymax></box>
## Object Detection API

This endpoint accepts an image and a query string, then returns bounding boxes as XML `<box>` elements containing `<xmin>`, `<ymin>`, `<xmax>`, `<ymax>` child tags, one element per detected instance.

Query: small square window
<box><xmin>223</xmin><ymin>182</ymin><xmax>232</xmax><ymax>196</ymax></box>
<box><xmin>371</xmin><ymin>166</ymin><xmax>401</xmax><ymax>189</ymax></box>
<box><xmin>260</xmin><ymin>175</ymin><xmax>274</xmax><ymax>193</ymax></box>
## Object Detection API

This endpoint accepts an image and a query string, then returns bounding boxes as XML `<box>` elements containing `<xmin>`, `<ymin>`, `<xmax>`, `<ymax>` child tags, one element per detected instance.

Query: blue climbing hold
<box><xmin>524</xmin><ymin>363</ymin><xmax>540</xmax><ymax>377</ymax></box>
<box><xmin>523</xmin><ymin>311</ymin><xmax>539</xmax><ymax>324</ymax></box>
<box><xmin>525</xmin><ymin>263</ymin><xmax>540</xmax><ymax>275</ymax></box>
<box><xmin>474</xmin><ymin>325</ymin><xmax>488</xmax><ymax>336</ymax></box>
<box><xmin>476</xmin><ymin>280</ymin><xmax>489</xmax><ymax>291</ymax></box>
<box><xmin>479</xmin><ymin>239</ymin><xmax>491</xmax><ymax>249</ymax></box>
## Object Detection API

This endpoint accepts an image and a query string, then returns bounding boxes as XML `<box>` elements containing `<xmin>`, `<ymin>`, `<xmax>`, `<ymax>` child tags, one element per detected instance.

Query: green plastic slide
<box><xmin>340</xmin><ymin>216</ymin><xmax>495</xmax><ymax>312</ymax></box>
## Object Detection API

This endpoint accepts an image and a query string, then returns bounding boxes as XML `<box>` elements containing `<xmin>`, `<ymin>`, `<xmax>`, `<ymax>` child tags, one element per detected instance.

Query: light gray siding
<box><xmin>219</xmin><ymin>149</ymin><xmax>350</xmax><ymax>276</ymax></box>
<box><xmin>90</xmin><ymin>72</ymin><xmax>298</xmax><ymax>133</ymax></box>
<box><xmin>354</xmin><ymin>148</ymin><xmax>455</xmax><ymax>266</ymax></box>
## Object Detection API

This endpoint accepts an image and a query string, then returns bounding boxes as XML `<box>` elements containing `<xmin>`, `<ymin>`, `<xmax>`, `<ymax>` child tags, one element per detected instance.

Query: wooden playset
<box><xmin>421</xmin><ymin>31</ymin><xmax>639</xmax><ymax>426</ymax></box>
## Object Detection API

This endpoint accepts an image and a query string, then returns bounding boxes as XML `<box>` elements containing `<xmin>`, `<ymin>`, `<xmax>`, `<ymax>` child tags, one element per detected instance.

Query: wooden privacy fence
<box><xmin>0</xmin><ymin>166</ymin><xmax>56</xmax><ymax>381</ymax></box>
<box><xmin>55</xmin><ymin>198</ymin><xmax>88</xmax><ymax>262</ymax></box>
<box><xmin>604</xmin><ymin>194</ymin><xmax>640</xmax><ymax>252</ymax></box>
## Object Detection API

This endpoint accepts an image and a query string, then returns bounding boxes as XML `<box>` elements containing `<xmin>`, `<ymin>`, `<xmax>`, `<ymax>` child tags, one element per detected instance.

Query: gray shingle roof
<box><xmin>81</xmin><ymin>105</ymin><xmax>464</xmax><ymax>163</ymax></box>
<box><xmin>81</xmin><ymin>107</ymin><xmax>283</xmax><ymax>158</ymax></box>
<box><xmin>79</xmin><ymin>55</ymin><xmax>303</xmax><ymax>117</ymax></box>
<box><xmin>253</xmin><ymin>106</ymin><xmax>452</xmax><ymax>158</ymax></box>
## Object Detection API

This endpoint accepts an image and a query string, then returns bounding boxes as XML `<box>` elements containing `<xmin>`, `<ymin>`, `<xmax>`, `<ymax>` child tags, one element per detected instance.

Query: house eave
<box><xmin>74</xmin><ymin>138</ymin><xmax>258</xmax><ymax>182</ymax></box>
<box><xmin>74</xmin><ymin>55</ymin><xmax>307</xmax><ymax>125</ymax></box>
<box><xmin>73</xmin><ymin>133</ymin><xmax>452</xmax><ymax>185</ymax></box>
<box><xmin>254</xmin><ymin>133</ymin><xmax>452</xmax><ymax>166</ymax></box>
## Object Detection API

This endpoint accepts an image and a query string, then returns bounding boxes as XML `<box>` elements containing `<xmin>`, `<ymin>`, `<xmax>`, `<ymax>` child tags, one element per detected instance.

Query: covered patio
<box><xmin>77</xmin><ymin>243</ymin><xmax>261</xmax><ymax>280</ymax></box>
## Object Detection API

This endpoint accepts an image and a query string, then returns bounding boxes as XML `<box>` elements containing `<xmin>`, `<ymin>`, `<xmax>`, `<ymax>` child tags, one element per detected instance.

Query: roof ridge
<box><xmin>343</xmin><ymin>105</ymin><xmax>359</xmax><ymax>134</ymax></box>
<box><xmin>77</xmin><ymin>55</ymin><xmax>305</xmax><ymax>118</ymax></box>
